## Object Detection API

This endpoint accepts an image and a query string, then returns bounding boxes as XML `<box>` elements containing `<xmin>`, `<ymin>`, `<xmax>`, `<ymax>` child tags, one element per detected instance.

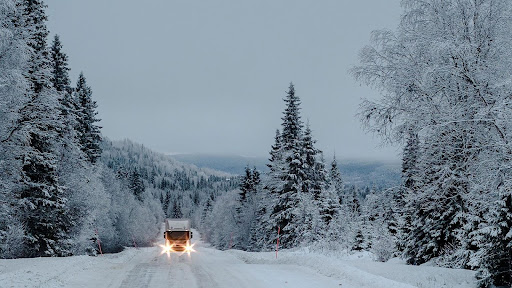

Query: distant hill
<box><xmin>169</xmin><ymin>153</ymin><xmax>401</xmax><ymax>188</ymax></box>
<box><xmin>170</xmin><ymin>154</ymin><xmax>269</xmax><ymax>175</ymax></box>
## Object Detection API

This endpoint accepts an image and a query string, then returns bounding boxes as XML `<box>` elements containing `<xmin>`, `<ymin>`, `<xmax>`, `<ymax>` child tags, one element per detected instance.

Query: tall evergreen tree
<box><xmin>50</xmin><ymin>34</ymin><xmax>71</xmax><ymax>93</ymax></box>
<box><xmin>74</xmin><ymin>72</ymin><xmax>102</xmax><ymax>163</ymax></box>
<box><xmin>266</xmin><ymin>83</ymin><xmax>308</xmax><ymax>248</ymax></box>
<box><xmin>329</xmin><ymin>154</ymin><xmax>344</xmax><ymax>203</ymax></box>
<box><xmin>395</xmin><ymin>130</ymin><xmax>419</xmax><ymax>252</ymax></box>
<box><xmin>239</xmin><ymin>166</ymin><xmax>254</xmax><ymax>204</ymax></box>
<box><xmin>265</xmin><ymin>129</ymin><xmax>284</xmax><ymax>195</ymax></box>
<box><xmin>318</xmin><ymin>183</ymin><xmax>341</xmax><ymax>231</ymax></box>
<box><xmin>473</xmin><ymin>175</ymin><xmax>512</xmax><ymax>288</ymax></box>
<box><xmin>129</xmin><ymin>168</ymin><xmax>145</xmax><ymax>202</ymax></box>
<box><xmin>302</xmin><ymin>122</ymin><xmax>324</xmax><ymax>199</ymax></box>
<box><xmin>15</xmin><ymin>0</ymin><xmax>71</xmax><ymax>257</ymax></box>
<box><xmin>404</xmin><ymin>127</ymin><xmax>470</xmax><ymax>265</ymax></box>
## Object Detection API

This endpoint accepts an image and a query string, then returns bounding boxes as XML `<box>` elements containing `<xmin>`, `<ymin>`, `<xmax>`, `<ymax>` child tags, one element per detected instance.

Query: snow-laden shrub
<box><xmin>0</xmin><ymin>218</ymin><xmax>25</xmax><ymax>258</ymax></box>
<box><xmin>371</xmin><ymin>234</ymin><xmax>394</xmax><ymax>262</ymax></box>
<box><xmin>207</xmin><ymin>190</ymin><xmax>240</xmax><ymax>250</ymax></box>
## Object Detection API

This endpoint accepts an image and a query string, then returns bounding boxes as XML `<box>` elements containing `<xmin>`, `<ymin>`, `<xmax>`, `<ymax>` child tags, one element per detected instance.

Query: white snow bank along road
<box><xmin>228</xmin><ymin>249</ymin><xmax>476</xmax><ymax>288</ymax></box>
<box><xmin>0</xmin><ymin>230</ymin><xmax>476</xmax><ymax>288</ymax></box>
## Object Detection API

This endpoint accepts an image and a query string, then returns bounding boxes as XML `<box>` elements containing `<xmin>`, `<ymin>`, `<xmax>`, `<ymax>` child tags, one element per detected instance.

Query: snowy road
<box><xmin>0</xmin><ymin>230</ymin><xmax>476</xmax><ymax>288</ymax></box>
<box><xmin>114</xmin><ymin>239</ymin><xmax>343</xmax><ymax>288</ymax></box>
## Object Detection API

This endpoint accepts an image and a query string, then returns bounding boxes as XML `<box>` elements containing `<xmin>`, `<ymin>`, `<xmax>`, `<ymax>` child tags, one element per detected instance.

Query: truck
<box><xmin>163</xmin><ymin>218</ymin><xmax>193</xmax><ymax>252</ymax></box>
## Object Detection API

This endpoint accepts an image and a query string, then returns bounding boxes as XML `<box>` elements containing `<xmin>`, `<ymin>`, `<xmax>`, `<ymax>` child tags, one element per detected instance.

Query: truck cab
<box><xmin>164</xmin><ymin>219</ymin><xmax>193</xmax><ymax>252</ymax></box>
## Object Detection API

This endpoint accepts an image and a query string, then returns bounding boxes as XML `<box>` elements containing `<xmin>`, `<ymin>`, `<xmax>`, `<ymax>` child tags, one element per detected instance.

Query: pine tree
<box><xmin>49</xmin><ymin>34</ymin><xmax>78</xmax><ymax>142</ymax></box>
<box><xmin>302</xmin><ymin>122</ymin><xmax>326</xmax><ymax>200</ymax></box>
<box><xmin>402</xmin><ymin>130</ymin><xmax>419</xmax><ymax>192</ymax></box>
<box><xmin>280</xmin><ymin>83</ymin><xmax>303</xmax><ymax>151</ymax></box>
<box><xmin>129</xmin><ymin>169</ymin><xmax>145</xmax><ymax>202</ymax></box>
<box><xmin>251</xmin><ymin>167</ymin><xmax>261</xmax><ymax>191</ymax></box>
<box><xmin>50</xmin><ymin>34</ymin><xmax>71</xmax><ymax>94</ymax></box>
<box><xmin>239</xmin><ymin>166</ymin><xmax>253</xmax><ymax>204</ymax></box>
<box><xmin>473</xmin><ymin>175</ymin><xmax>512</xmax><ymax>288</ymax></box>
<box><xmin>172</xmin><ymin>199</ymin><xmax>183</xmax><ymax>218</ymax></box>
<box><xmin>404</xmin><ymin>128</ymin><xmax>470</xmax><ymax>265</ymax></box>
<box><xmin>302</xmin><ymin>122</ymin><xmax>317</xmax><ymax>196</ymax></box>
<box><xmin>75</xmin><ymin>72</ymin><xmax>102</xmax><ymax>163</ymax></box>
<box><xmin>15</xmin><ymin>0</ymin><xmax>72</xmax><ymax>257</ymax></box>
<box><xmin>395</xmin><ymin>130</ymin><xmax>419</xmax><ymax>252</ymax></box>
<box><xmin>265</xmin><ymin>129</ymin><xmax>284</xmax><ymax>195</ymax></box>
<box><xmin>329</xmin><ymin>154</ymin><xmax>344</xmax><ymax>204</ymax></box>
<box><xmin>318</xmin><ymin>183</ymin><xmax>341</xmax><ymax>232</ymax></box>
<box><xmin>266</xmin><ymin>83</ymin><xmax>309</xmax><ymax>248</ymax></box>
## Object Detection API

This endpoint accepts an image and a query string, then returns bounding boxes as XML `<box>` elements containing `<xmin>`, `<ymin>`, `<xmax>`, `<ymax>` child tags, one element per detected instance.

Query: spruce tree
<box><xmin>318</xmin><ymin>183</ymin><xmax>341</xmax><ymax>231</ymax></box>
<box><xmin>265</xmin><ymin>129</ymin><xmax>284</xmax><ymax>195</ymax></box>
<box><xmin>329</xmin><ymin>154</ymin><xmax>344</xmax><ymax>204</ymax></box>
<box><xmin>50</xmin><ymin>34</ymin><xmax>71</xmax><ymax>93</ymax></box>
<box><xmin>129</xmin><ymin>169</ymin><xmax>145</xmax><ymax>202</ymax></box>
<box><xmin>302</xmin><ymin>122</ymin><xmax>324</xmax><ymax>200</ymax></box>
<box><xmin>404</xmin><ymin>128</ymin><xmax>469</xmax><ymax>265</ymax></box>
<box><xmin>74</xmin><ymin>72</ymin><xmax>102</xmax><ymax>163</ymax></box>
<box><xmin>239</xmin><ymin>166</ymin><xmax>253</xmax><ymax>203</ymax></box>
<box><xmin>16</xmin><ymin>0</ymin><xmax>71</xmax><ymax>257</ymax></box>
<box><xmin>395</xmin><ymin>130</ymin><xmax>419</xmax><ymax>252</ymax></box>
<box><xmin>267</xmin><ymin>83</ymin><xmax>308</xmax><ymax>248</ymax></box>
<box><xmin>473</xmin><ymin>176</ymin><xmax>512</xmax><ymax>288</ymax></box>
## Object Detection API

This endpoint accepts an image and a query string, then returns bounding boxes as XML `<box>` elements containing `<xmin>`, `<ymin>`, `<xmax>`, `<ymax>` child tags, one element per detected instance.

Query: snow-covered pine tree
<box><xmin>49</xmin><ymin>34</ymin><xmax>77</xmax><ymax>143</ymax></box>
<box><xmin>50</xmin><ymin>34</ymin><xmax>77</xmax><ymax>140</ymax></box>
<box><xmin>15</xmin><ymin>0</ymin><xmax>72</xmax><ymax>257</ymax></box>
<box><xmin>404</xmin><ymin>127</ymin><xmax>470</xmax><ymax>265</ymax></box>
<box><xmin>267</xmin><ymin>83</ymin><xmax>309</xmax><ymax>248</ymax></box>
<box><xmin>473</xmin><ymin>174</ymin><xmax>512</xmax><ymax>288</ymax></box>
<box><xmin>329</xmin><ymin>154</ymin><xmax>344</xmax><ymax>204</ymax></box>
<box><xmin>171</xmin><ymin>198</ymin><xmax>183</xmax><ymax>218</ymax></box>
<box><xmin>395</xmin><ymin>130</ymin><xmax>419</xmax><ymax>253</ymax></box>
<box><xmin>50</xmin><ymin>34</ymin><xmax>71</xmax><ymax>94</ymax></box>
<box><xmin>239</xmin><ymin>166</ymin><xmax>254</xmax><ymax>204</ymax></box>
<box><xmin>264</xmin><ymin>129</ymin><xmax>284</xmax><ymax>196</ymax></box>
<box><xmin>231</xmin><ymin>166</ymin><xmax>261</xmax><ymax>250</ymax></box>
<box><xmin>74</xmin><ymin>72</ymin><xmax>102</xmax><ymax>163</ymax></box>
<box><xmin>249</xmin><ymin>185</ymin><xmax>271</xmax><ymax>251</ymax></box>
<box><xmin>48</xmin><ymin>32</ymin><xmax>95</xmax><ymax>256</ymax></box>
<box><xmin>302</xmin><ymin>122</ymin><xmax>320</xmax><ymax>199</ymax></box>
<box><xmin>317</xmin><ymin>181</ymin><xmax>341</xmax><ymax>238</ymax></box>
<box><xmin>251</xmin><ymin>167</ymin><xmax>261</xmax><ymax>192</ymax></box>
<box><xmin>129</xmin><ymin>168</ymin><xmax>145</xmax><ymax>202</ymax></box>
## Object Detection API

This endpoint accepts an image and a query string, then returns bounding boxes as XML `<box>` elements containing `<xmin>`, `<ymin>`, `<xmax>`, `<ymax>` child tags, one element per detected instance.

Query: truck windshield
<box><xmin>168</xmin><ymin>231</ymin><xmax>189</xmax><ymax>240</ymax></box>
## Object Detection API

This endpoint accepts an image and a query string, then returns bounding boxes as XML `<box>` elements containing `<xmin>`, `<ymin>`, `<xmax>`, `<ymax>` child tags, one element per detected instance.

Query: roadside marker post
<box><xmin>276</xmin><ymin>226</ymin><xmax>280</xmax><ymax>259</ymax></box>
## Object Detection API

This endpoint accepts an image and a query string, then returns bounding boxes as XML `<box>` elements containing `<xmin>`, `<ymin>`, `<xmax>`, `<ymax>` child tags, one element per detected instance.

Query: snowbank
<box><xmin>227</xmin><ymin>249</ymin><xmax>476</xmax><ymax>288</ymax></box>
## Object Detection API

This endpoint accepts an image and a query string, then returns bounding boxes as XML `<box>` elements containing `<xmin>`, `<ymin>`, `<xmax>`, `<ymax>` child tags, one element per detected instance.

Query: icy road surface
<box><xmin>0</xmin><ymin>230</ymin><xmax>476</xmax><ymax>288</ymax></box>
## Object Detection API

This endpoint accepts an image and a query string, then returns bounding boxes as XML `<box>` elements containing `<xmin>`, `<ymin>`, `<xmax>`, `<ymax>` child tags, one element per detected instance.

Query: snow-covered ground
<box><xmin>0</xmin><ymin>230</ymin><xmax>476</xmax><ymax>288</ymax></box>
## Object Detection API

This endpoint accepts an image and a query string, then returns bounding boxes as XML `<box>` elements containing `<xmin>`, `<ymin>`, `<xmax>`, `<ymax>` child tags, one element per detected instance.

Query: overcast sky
<box><xmin>45</xmin><ymin>0</ymin><xmax>402</xmax><ymax>161</ymax></box>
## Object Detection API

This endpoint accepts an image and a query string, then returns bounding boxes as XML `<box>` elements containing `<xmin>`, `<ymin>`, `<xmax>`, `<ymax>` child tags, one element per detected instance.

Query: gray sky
<box><xmin>45</xmin><ymin>0</ymin><xmax>402</xmax><ymax>161</ymax></box>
